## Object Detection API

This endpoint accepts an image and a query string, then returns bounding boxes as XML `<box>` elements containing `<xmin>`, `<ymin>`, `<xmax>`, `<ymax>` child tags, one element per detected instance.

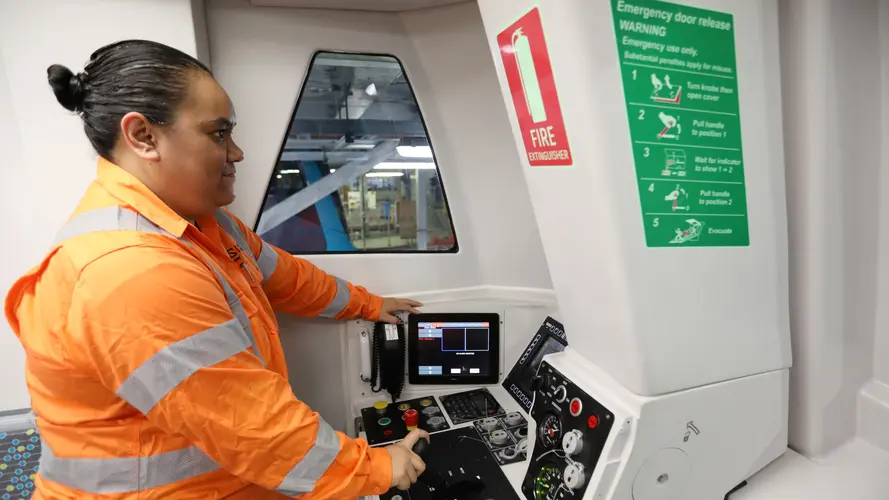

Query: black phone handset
<box><xmin>370</xmin><ymin>321</ymin><xmax>406</xmax><ymax>402</ymax></box>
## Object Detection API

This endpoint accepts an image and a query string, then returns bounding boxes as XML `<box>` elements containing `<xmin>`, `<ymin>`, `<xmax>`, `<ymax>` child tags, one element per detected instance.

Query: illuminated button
<box><xmin>420</xmin><ymin>399</ymin><xmax>433</xmax><ymax>407</ymax></box>
<box><xmin>569</xmin><ymin>398</ymin><xmax>582</xmax><ymax>417</ymax></box>
<box><xmin>383</xmin><ymin>429</ymin><xmax>393</xmax><ymax>436</ymax></box>
<box><xmin>378</xmin><ymin>418</ymin><xmax>392</xmax><ymax>426</ymax></box>
<box><xmin>398</xmin><ymin>403</ymin><xmax>411</xmax><ymax>411</ymax></box>
<box><xmin>373</xmin><ymin>401</ymin><xmax>388</xmax><ymax>415</ymax></box>
<box><xmin>588</xmin><ymin>415</ymin><xmax>599</xmax><ymax>429</ymax></box>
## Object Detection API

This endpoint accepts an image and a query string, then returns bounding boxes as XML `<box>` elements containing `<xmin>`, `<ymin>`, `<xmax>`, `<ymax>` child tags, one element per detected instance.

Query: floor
<box><xmin>734</xmin><ymin>439</ymin><xmax>889</xmax><ymax>500</ymax></box>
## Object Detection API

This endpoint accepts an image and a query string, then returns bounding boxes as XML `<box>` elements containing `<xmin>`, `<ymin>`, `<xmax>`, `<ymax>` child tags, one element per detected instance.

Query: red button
<box><xmin>570</xmin><ymin>398</ymin><xmax>582</xmax><ymax>416</ymax></box>
<box><xmin>404</xmin><ymin>409</ymin><xmax>419</xmax><ymax>428</ymax></box>
<box><xmin>384</xmin><ymin>429</ymin><xmax>393</xmax><ymax>436</ymax></box>
<box><xmin>588</xmin><ymin>415</ymin><xmax>599</xmax><ymax>429</ymax></box>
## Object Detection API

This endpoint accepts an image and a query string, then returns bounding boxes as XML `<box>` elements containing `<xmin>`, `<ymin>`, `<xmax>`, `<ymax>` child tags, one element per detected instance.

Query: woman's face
<box><xmin>153</xmin><ymin>71</ymin><xmax>244</xmax><ymax>218</ymax></box>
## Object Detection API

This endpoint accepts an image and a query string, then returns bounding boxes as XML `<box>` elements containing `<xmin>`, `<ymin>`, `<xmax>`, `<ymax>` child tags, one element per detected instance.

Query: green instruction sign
<box><xmin>610</xmin><ymin>0</ymin><xmax>749</xmax><ymax>247</ymax></box>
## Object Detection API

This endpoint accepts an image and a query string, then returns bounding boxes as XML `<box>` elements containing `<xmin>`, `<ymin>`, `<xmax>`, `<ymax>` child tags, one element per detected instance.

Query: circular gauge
<box><xmin>533</xmin><ymin>463</ymin><xmax>563</xmax><ymax>500</ymax></box>
<box><xmin>537</xmin><ymin>413</ymin><xmax>562</xmax><ymax>449</ymax></box>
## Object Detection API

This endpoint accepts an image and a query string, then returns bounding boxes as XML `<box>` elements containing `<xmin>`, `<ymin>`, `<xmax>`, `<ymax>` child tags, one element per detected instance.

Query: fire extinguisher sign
<box><xmin>497</xmin><ymin>7</ymin><xmax>572</xmax><ymax>167</ymax></box>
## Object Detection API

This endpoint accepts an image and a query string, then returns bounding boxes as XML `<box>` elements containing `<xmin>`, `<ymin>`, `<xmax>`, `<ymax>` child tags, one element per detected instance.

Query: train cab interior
<box><xmin>2</xmin><ymin>0</ymin><xmax>889</xmax><ymax>499</ymax></box>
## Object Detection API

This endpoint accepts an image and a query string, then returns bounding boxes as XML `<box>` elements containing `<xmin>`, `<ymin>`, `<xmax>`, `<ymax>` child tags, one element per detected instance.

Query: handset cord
<box><xmin>369</xmin><ymin>322</ymin><xmax>406</xmax><ymax>402</ymax></box>
<box><xmin>370</xmin><ymin>324</ymin><xmax>383</xmax><ymax>394</ymax></box>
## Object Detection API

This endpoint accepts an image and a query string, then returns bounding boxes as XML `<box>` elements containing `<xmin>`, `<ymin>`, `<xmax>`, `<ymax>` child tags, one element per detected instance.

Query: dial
<box><xmin>538</xmin><ymin>413</ymin><xmax>562</xmax><ymax>449</ymax></box>
<box><xmin>533</xmin><ymin>463</ymin><xmax>563</xmax><ymax>500</ymax></box>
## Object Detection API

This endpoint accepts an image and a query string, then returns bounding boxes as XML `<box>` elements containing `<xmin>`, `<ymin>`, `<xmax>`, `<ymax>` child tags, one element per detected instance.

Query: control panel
<box><xmin>522</xmin><ymin>361</ymin><xmax>614</xmax><ymax>500</ymax></box>
<box><xmin>440</xmin><ymin>387</ymin><xmax>506</xmax><ymax>424</ymax></box>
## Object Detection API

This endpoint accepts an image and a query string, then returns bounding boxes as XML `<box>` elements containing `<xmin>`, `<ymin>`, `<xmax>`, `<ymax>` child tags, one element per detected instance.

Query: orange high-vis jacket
<box><xmin>4</xmin><ymin>157</ymin><xmax>392</xmax><ymax>499</ymax></box>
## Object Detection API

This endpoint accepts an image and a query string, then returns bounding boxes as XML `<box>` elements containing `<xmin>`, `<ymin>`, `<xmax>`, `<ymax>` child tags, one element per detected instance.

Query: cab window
<box><xmin>254</xmin><ymin>51</ymin><xmax>457</xmax><ymax>253</ymax></box>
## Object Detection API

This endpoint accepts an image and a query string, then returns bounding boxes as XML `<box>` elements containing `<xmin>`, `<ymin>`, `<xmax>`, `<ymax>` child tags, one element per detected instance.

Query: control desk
<box><xmin>358</xmin><ymin>358</ymin><xmax>616</xmax><ymax>500</ymax></box>
<box><xmin>358</xmin><ymin>385</ymin><xmax>530</xmax><ymax>500</ymax></box>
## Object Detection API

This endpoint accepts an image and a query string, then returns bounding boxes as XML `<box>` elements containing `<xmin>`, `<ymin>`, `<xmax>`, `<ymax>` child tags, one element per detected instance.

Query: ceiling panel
<box><xmin>249</xmin><ymin>0</ymin><xmax>469</xmax><ymax>12</ymax></box>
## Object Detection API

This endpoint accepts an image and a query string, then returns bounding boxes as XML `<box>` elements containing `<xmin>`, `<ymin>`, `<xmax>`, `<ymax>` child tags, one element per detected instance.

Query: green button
<box><xmin>378</xmin><ymin>418</ymin><xmax>392</xmax><ymax>426</ymax></box>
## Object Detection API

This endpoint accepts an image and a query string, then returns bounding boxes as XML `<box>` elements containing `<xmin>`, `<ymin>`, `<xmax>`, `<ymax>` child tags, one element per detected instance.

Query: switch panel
<box><xmin>521</xmin><ymin>361</ymin><xmax>614</xmax><ymax>500</ymax></box>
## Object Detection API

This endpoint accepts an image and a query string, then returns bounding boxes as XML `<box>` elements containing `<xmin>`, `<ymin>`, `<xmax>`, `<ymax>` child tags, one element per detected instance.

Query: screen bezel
<box><xmin>408</xmin><ymin>313</ymin><xmax>501</xmax><ymax>385</ymax></box>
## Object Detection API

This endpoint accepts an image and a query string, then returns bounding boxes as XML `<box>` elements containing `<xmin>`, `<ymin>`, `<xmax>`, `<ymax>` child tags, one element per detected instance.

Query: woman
<box><xmin>4</xmin><ymin>39</ymin><xmax>428</xmax><ymax>499</ymax></box>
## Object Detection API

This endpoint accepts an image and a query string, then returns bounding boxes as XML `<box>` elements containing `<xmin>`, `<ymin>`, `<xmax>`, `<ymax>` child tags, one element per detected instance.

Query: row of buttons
<box><xmin>554</xmin><ymin>383</ymin><xmax>598</xmax><ymax>428</ymax></box>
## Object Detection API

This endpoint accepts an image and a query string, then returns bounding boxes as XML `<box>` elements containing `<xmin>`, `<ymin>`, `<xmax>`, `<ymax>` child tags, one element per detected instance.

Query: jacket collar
<box><xmin>95</xmin><ymin>156</ymin><xmax>190</xmax><ymax>238</ymax></box>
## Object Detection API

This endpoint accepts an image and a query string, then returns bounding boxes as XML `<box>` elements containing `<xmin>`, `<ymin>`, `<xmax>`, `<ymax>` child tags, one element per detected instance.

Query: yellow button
<box><xmin>0</xmin><ymin>464</ymin><xmax>6</xmax><ymax>470</ymax></box>
<box><xmin>26</xmin><ymin>429</ymin><xmax>35</xmax><ymax>435</ymax></box>
<box><xmin>373</xmin><ymin>401</ymin><xmax>388</xmax><ymax>410</ymax></box>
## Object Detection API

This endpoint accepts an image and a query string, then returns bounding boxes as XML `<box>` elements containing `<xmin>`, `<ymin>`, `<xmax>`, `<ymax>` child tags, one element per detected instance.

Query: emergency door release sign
<box><xmin>498</xmin><ymin>8</ymin><xmax>573</xmax><ymax>167</ymax></box>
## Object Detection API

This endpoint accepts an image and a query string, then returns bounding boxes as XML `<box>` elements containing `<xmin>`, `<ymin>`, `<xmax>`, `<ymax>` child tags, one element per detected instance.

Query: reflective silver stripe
<box><xmin>275</xmin><ymin>419</ymin><xmax>341</xmax><ymax>496</ymax></box>
<box><xmin>256</xmin><ymin>240</ymin><xmax>279</xmax><ymax>282</ymax></box>
<box><xmin>116</xmin><ymin>318</ymin><xmax>252</xmax><ymax>413</ymax></box>
<box><xmin>178</xmin><ymin>239</ymin><xmax>266</xmax><ymax>367</ymax></box>
<box><xmin>215</xmin><ymin>266</ymin><xmax>266</xmax><ymax>366</ymax></box>
<box><xmin>215</xmin><ymin>209</ymin><xmax>255</xmax><ymax>262</ymax></box>
<box><xmin>318</xmin><ymin>276</ymin><xmax>351</xmax><ymax>319</ymax></box>
<box><xmin>40</xmin><ymin>440</ymin><xmax>220</xmax><ymax>494</ymax></box>
<box><xmin>54</xmin><ymin>206</ymin><xmax>267</xmax><ymax>369</ymax></box>
<box><xmin>54</xmin><ymin>206</ymin><xmax>169</xmax><ymax>245</ymax></box>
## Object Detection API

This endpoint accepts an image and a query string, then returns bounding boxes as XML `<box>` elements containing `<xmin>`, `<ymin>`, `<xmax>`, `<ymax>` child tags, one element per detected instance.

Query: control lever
<box><xmin>410</xmin><ymin>437</ymin><xmax>486</xmax><ymax>499</ymax></box>
<box><xmin>412</xmin><ymin>436</ymin><xmax>430</xmax><ymax>458</ymax></box>
<box><xmin>531</xmin><ymin>374</ymin><xmax>549</xmax><ymax>392</ymax></box>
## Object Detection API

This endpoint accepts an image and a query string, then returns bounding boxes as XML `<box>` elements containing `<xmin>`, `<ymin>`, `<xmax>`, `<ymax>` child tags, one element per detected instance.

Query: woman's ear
<box><xmin>120</xmin><ymin>112</ymin><xmax>161</xmax><ymax>162</ymax></box>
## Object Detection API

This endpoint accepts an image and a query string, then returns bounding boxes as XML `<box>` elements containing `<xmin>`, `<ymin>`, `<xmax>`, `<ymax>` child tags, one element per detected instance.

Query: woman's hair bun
<box><xmin>47</xmin><ymin>64</ymin><xmax>86</xmax><ymax>112</ymax></box>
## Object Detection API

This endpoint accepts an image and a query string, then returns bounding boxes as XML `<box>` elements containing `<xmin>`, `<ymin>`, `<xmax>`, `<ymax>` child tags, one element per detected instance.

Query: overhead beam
<box><xmin>256</xmin><ymin>141</ymin><xmax>399</xmax><ymax>236</ymax></box>
<box><xmin>286</xmin><ymin>118</ymin><xmax>427</xmax><ymax>138</ymax></box>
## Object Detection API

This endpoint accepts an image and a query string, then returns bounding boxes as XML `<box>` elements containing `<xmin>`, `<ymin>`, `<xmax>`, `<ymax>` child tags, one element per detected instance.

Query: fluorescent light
<box><xmin>280</xmin><ymin>169</ymin><xmax>300</xmax><ymax>174</ymax></box>
<box><xmin>366</xmin><ymin>172</ymin><xmax>404</xmax><ymax>178</ymax></box>
<box><xmin>346</xmin><ymin>144</ymin><xmax>376</xmax><ymax>150</ymax></box>
<box><xmin>374</xmin><ymin>162</ymin><xmax>435</xmax><ymax>170</ymax></box>
<box><xmin>366</xmin><ymin>83</ymin><xmax>377</xmax><ymax>96</ymax></box>
<box><xmin>277</xmin><ymin>175</ymin><xmax>282</xmax><ymax>179</ymax></box>
<box><xmin>397</xmin><ymin>145</ymin><xmax>432</xmax><ymax>158</ymax></box>
<box><xmin>329</xmin><ymin>169</ymin><xmax>336</xmax><ymax>173</ymax></box>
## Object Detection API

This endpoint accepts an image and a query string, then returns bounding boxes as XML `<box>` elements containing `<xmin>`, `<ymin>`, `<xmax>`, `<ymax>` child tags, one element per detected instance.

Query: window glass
<box><xmin>255</xmin><ymin>52</ymin><xmax>457</xmax><ymax>253</ymax></box>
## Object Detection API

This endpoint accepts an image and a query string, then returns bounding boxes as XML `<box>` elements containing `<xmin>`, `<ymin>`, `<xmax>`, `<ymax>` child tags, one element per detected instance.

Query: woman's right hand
<box><xmin>386</xmin><ymin>429</ymin><xmax>429</xmax><ymax>490</ymax></box>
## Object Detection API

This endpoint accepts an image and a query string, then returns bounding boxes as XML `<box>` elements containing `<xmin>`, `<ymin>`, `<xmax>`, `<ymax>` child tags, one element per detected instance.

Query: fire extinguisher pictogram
<box><xmin>512</xmin><ymin>27</ymin><xmax>547</xmax><ymax>124</ymax></box>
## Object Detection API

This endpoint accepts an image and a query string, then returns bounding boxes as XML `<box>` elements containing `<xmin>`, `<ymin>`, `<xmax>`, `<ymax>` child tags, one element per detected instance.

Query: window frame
<box><xmin>253</xmin><ymin>49</ymin><xmax>460</xmax><ymax>255</ymax></box>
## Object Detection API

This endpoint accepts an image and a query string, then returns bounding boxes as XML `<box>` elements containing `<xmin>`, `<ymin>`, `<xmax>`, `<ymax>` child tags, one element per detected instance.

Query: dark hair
<box><xmin>47</xmin><ymin>39</ymin><xmax>212</xmax><ymax>160</ymax></box>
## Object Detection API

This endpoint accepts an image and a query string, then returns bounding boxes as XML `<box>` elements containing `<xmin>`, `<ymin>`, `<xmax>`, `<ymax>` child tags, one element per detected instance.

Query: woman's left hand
<box><xmin>378</xmin><ymin>297</ymin><xmax>423</xmax><ymax>324</ymax></box>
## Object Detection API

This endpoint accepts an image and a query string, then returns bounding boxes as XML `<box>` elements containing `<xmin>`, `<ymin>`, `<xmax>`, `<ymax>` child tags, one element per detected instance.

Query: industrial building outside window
<box><xmin>254</xmin><ymin>51</ymin><xmax>458</xmax><ymax>254</ymax></box>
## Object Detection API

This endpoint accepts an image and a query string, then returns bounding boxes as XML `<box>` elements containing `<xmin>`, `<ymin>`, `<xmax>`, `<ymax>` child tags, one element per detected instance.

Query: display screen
<box><xmin>409</xmin><ymin>313</ymin><xmax>500</xmax><ymax>385</ymax></box>
<box><xmin>417</xmin><ymin>322</ymin><xmax>492</xmax><ymax>377</ymax></box>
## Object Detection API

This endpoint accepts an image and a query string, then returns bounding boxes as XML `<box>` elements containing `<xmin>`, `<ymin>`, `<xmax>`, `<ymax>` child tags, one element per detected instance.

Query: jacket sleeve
<box><xmin>226</xmin><ymin>210</ymin><xmax>384</xmax><ymax>321</ymax></box>
<box><xmin>71</xmin><ymin>244</ymin><xmax>393</xmax><ymax>498</ymax></box>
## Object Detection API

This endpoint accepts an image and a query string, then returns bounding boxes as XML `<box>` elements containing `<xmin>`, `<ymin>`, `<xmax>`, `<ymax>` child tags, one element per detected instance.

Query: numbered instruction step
<box><xmin>611</xmin><ymin>0</ymin><xmax>750</xmax><ymax>247</ymax></box>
